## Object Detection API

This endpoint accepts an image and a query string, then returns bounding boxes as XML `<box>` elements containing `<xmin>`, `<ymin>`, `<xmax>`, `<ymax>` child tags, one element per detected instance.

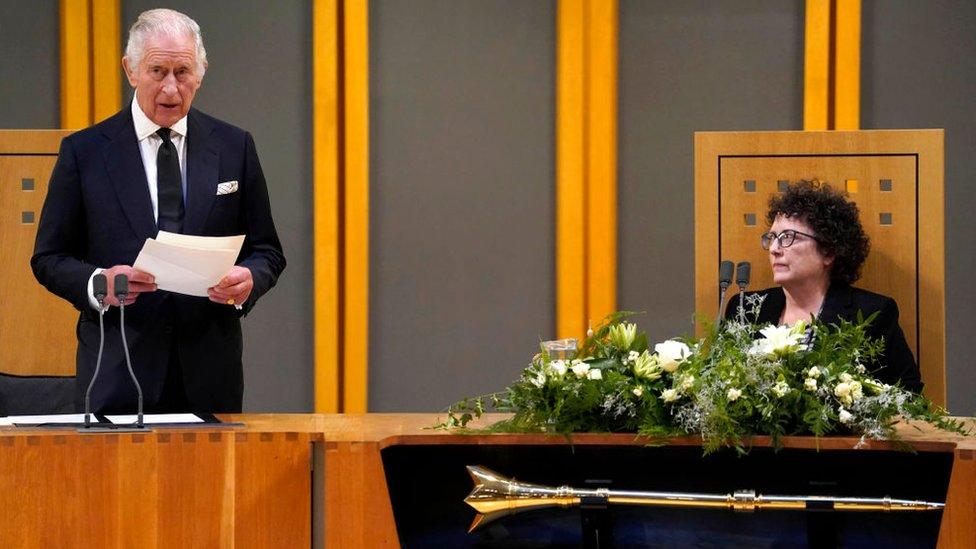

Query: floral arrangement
<box><xmin>436</xmin><ymin>295</ymin><xmax>967</xmax><ymax>454</ymax></box>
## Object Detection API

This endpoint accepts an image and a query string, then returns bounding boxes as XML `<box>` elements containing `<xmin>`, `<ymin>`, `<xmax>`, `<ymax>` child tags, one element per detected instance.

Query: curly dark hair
<box><xmin>766</xmin><ymin>180</ymin><xmax>870</xmax><ymax>285</ymax></box>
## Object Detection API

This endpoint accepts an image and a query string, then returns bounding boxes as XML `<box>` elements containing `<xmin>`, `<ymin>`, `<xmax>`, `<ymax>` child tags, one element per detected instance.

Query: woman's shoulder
<box><xmin>829</xmin><ymin>285</ymin><xmax>900</xmax><ymax>323</ymax></box>
<box><xmin>846</xmin><ymin>286</ymin><xmax>898</xmax><ymax>309</ymax></box>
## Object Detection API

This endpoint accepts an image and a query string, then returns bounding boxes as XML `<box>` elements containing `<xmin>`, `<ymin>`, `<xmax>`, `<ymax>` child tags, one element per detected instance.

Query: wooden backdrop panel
<box><xmin>719</xmin><ymin>155</ymin><xmax>919</xmax><ymax>357</ymax></box>
<box><xmin>695</xmin><ymin>130</ymin><xmax>945</xmax><ymax>405</ymax></box>
<box><xmin>0</xmin><ymin>130</ymin><xmax>76</xmax><ymax>376</ymax></box>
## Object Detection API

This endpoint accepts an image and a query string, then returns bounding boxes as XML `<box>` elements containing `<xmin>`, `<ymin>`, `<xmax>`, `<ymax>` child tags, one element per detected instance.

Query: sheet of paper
<box><xmin>132</xmin><ymin>233</ymin><xmax>244</xmax><ymax>297</ymax></box>
<box><xmin>156</xmin><ymin>231</ymin><xmax>245</xmax><ymax>251</ymax></box>
<box><xmin>0</xmin><ymin>413</ymin><xmax>96</xmax><ymax>426</ymax></box>
<box><xmin>105</xmin><ymin>413</ymin><xmax>205</xmax><ymax>425</ymax></box>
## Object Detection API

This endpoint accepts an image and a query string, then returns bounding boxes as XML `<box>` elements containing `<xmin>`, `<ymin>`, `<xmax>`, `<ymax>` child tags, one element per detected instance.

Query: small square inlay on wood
<box><xmin>880</xmin><ymin>212</ymin><xmax>893</xmax><ymax>225</ymax></box>
<box><xmin>777</xmin><ymin>180</ymin><xmax>790</xmax><ymax>192</ymax></box>
<box><xmin>880</xmin><ymin>179</ymin><xmax>892</xmax><ymax>191</ymax></box>
<box><xmin>22</xmin><ymin>211</ymin><xmax>35</xmax><ymax>224</ymax></box>
<box><xmin>21</xmin><ymin>178</ymin><xmax>35</xmax><ymax>191</ymax></box>
<box><xmin>744</xmin><ymin>180</ymin><xmax>756</xmax><ymax>192</ymax></box>
<box><xmin>744</xmin><ymin>213</ymin><xmax>757</xmax><ymax>226</ymax></box>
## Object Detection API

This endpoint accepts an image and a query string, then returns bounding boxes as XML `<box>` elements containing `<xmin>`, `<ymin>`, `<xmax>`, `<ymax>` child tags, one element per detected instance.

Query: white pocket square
<box><xmin>216</xmin><ymin>180</ymin><xmax>239</xmax><ymax>195</ymax></box>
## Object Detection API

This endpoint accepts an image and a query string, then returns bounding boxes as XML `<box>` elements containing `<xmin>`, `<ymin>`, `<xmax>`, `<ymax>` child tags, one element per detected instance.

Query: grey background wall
<box><xmin>861</xmin><ymin>0</ymin><xmax>976</xmax><ymax>415</ymax></box>
<box><xmin>0</xmin><ymin>0</ymin><xmax>59</xmax><ymax>128</ymax></box>
<box><xmin>617</xmin><ymin>0</ymin><xmax>804</xmax><ymax>346</ymax></box>
<box><xmin>2</xmin><ymin>1</ymin><xmax>974</xmax><ymax>415</ymax></box>
<box><xmin>368</xmin><ymin>0</ymin><xmax>555</xmax><ymax>411</ymax></box>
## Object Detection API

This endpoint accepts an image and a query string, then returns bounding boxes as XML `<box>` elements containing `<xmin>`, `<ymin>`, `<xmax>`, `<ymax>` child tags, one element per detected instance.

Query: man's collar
<box><xmin>131</xmin><ymin>97</ymin><xmax>188</xmax><ymax>140</ymax></box>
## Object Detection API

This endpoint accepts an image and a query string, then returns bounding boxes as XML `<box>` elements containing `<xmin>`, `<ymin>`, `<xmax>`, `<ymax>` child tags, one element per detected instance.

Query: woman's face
<box><xmin>767</xmin><ymin>215</ymin><xmax>833</xmax><ymax>288</ymax></box>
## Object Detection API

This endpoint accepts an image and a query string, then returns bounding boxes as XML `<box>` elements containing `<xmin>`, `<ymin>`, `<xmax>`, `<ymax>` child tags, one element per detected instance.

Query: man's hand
<box><xmin>102</xmin><ymin>265</ymin><xmax>157</xmax><ymax>306</ymax></box>
<box><xmin>208</xmin><ymin>266</ymin><xmax>253</xmax><ymax>307</ymax></box>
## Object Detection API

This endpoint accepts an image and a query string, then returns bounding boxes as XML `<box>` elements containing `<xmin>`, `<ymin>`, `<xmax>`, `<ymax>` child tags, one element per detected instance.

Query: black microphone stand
<box><xmin>115</xmin><ymin>274</ymin><xmax>146</xmax><ymax>429</ymax></box>
<box><xmin>82</xmin><ymin>274</ymin><xmax>108</xmax><ymax>429</ymax></box>
<box><xmin>716</xmin><ymin>260</ymin><xmax>734</xmax><ymax>327</ymax></box>
<box><xmin>735</xmin><ymin>262</ymin><xmax>752</xmax><ymax>324</ymax></box>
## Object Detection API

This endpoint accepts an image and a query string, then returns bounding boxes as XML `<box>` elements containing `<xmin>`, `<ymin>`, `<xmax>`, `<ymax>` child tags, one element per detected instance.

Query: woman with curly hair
<box><xmin>726</xmin><ymin>180</ymin><xmax>923</xmax><ymax>392</ymax></box>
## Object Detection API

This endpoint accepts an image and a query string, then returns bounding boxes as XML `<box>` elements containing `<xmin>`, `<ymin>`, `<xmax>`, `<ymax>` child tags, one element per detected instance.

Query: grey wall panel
<box><xmin>122</xmin><ymin>1</ymin><xmax>313</xmax><ymax>411</ymax></box>
<box><xmin>0</xmin><ymin>0</ymin><xmax>59</xmax><ymax>128</ymax></box>
<box><xmin>862</xmin><ymin>0</ymin><xmax>976</xmax><ymax>414</ymax></box>
<box><xmin>618</xmin><ymin>1</ymin><xmax>803</xmax><ymax>344</ymax></box>
<box><xmin>369</xmin><ymin>0</ymin><xmax>555</xmax><ymax>411</ymax></box>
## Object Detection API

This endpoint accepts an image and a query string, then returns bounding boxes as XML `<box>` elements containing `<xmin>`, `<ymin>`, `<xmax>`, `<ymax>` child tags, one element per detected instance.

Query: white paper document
<box><xmin>105</xmin><ymin>413</ymin><xmax>205</xmax><ymax>425</ymax></box>
<box><xmin>133</xmin><ymin>231</ymin><xmax>245</xmax><ymax>297</ymax></box>
<box><xmin>0</xmin><ymin>413</ymin><xmax>95</xmax><ymax>426</ymax></box>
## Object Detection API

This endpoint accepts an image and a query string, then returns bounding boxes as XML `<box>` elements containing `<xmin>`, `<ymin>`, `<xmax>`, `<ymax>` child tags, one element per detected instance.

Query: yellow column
<box><xmin>584</xmin><ymin>0</ymin><xmax>617</xmax><ymax>327</ymax></box>
<box><xmin>60</xmin><ymin>0</ymin><xmax>92</xmax><ymax>129</ymax></box>
<box><xmin>556</xmin><ymin>0</ymin><xmax>587</xmax><ymax>340</ymax></box>
<box><xmin>313</xmin><ymin>0</ymin><xmax>341</xmax><ymax>413</ymax></box>
<box><xmin>91</xmin><ymin>0</ymin><xmax>121</xmax><ymax>121</ymax></box>
<box><xmin>833</xmin><ymin>0</ymin><xmax>861</xmax><ymax>130</ymax></box>
<box><xmin>342</xmin><ymin>0</ymin><xmax>371</xmax><ymax>413</ymax></box>
<box><xmin>803</xmin><ymin>0</ymin><xmax>830</xmax><ymax>130</ymax></box>
<box><xmin>556</xmin><ymin>0</ymin><xmax>618</xmax><ymax>339</ymax></box>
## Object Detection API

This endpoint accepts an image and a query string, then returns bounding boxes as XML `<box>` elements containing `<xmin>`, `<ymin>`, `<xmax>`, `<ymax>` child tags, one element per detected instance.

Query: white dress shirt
<box><xmin>87</xmin><ymin>98</ymin><xmax>189</xmax><ymax>309</ymax></box>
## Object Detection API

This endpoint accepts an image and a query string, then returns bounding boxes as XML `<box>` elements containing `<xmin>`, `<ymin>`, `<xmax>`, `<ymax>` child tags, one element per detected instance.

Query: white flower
<box><xmin>609</xmin><ymin>323</ymin><xmax>638</xmax><ymax>350</ymax></box>
<box><xmin>834</xmin><ymin>382</ymin><xmax>851</xmax><ymax>398</ymax></box>
<box><xmin>549</xmin><ymin>359</ymin><xmax>568</xmax><ymax>377</ymax></box>
<box><xmin>754</xmin><ymin>323</ymin><xmax>807</xmax><ymax>355</ymax></box>
<box><xmin>838</xmin><ymin>408</ymin><xmax>853</xmax><ymax>424</ymax></box>
<box><xmin>850</xmin><ymin>381</ymin><xmax>863</xmax><ymax>400</ymax></box>
<box><xmin>807</xmin><ymin>366</ymin><xmax>822</xmax><ymax>379</ymax></box>
<box><xmin>679</xmin><ymin>374</ymin><xmax>695</xmax><ymax>392</ymax></box>
<box><xmin>804</xmin><ymin>378</ymin><xmax>818</xmax><ymax>391</ymax></box>
<box><xmin>571</xmin><ymin>362</ymin><xmax>591</xmax><ymax>378</ymax></box>
<box><xmin>726</xmin><ymin>387</ymin><xmax>742</xmax><ymax>402</ymax></box>
<box><xmin>839</xmin><ymin>372</ymin><xmax>854</xmax><ymax>383</ymax></box>
<box><xmin>771</xmin><ymin>381</ymin><xmax>790</xmax><ymax>398</ymax></box>
<box><xmin>863</xmin><ymin>379</ymin><xmax>890</xmax><ymax>394</ymax></box>
<box><xmin>632</xmin><ymin>387</ymin><xmax>644</xmax><ymax>397</ymax></box>
<box><xmin>661</xmin><ymin>388</ymin><xmax>680</xmax><ymax>403</ymax></box>
<box><xmin>623</xmin><ymin>350</ymin><xmax>641</xmax><ymax>365</ymax></box>
<box><xmin>633</xmin><ymin>351</ymin><xmax>663</xmax><ymax>381</ymax></box>
<box><xmin>587</xmin><ymin>368</ymin><xmax>603</xmax><ymax>380</ymax></box>
<box><xmin>654</xmin><ymin>340</ymin><xmax>690</xmax><ymax>373</ymax></box>
<box><xmin>530</xmin><ymin>371</ymin><xmax>546</xmax><ymax>388</ymax></box>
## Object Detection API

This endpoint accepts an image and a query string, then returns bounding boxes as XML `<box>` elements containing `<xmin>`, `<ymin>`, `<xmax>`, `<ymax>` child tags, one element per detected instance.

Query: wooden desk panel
<box><xmin>0</xmin><ymin>429</ymin><xmax>314</xmax><ymax>549</ymax></box>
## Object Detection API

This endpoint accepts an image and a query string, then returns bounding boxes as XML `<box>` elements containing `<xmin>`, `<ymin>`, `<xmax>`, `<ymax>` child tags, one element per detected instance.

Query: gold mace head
<box><xmin>463</xmin><ymin>465</ymin><xmax>578</xmax><ymax>533</ymax></box>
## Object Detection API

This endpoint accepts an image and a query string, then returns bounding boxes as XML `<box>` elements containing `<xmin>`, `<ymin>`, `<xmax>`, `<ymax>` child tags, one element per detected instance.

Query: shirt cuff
<box><xmin>87</xmin><ymin>268</ymin><xmax>105</xmax><ymax>310</ymax></box>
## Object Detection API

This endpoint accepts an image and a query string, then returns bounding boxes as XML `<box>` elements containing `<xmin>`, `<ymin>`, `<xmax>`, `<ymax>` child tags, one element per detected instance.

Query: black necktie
<box><xmin>156</xmin><ymin>128</ymin><xmax>184</xmax><ymax>233</ymax></box>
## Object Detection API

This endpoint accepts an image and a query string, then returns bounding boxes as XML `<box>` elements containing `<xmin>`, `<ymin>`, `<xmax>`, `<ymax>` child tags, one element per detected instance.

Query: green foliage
<box><xmin>433</xmin><ymin>305</ymin><xmax>969</xmax><ymax>454</ymax></box>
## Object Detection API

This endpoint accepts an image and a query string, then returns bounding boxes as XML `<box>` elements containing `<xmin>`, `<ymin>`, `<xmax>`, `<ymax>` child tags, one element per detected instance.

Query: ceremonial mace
<box><xmin>463</xmin><ymin>465</ymin><xmax>944</xmax><ymax>533</ymax></box>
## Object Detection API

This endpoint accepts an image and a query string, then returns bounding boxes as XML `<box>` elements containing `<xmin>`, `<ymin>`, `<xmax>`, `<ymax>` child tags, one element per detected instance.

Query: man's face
<box><xmin>123</xmin><ymin>32</ymin><xmax>203</xmax><ymax>127</ymax></box>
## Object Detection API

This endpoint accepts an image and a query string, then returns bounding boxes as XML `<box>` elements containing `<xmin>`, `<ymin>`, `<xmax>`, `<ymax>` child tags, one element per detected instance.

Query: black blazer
<box><xmin>725</xmin><ymin>285</ymin><xmax>923</xmax><ymax>393</ymax></box>
<box><xmin>31</xmin><ymin>106</ymin><xmax>286</xmax><ymax>413</ymax></box>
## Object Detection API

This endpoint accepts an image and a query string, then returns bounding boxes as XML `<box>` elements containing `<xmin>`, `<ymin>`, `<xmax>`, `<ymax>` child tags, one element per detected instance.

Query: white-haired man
<box><xmin>32</xmin><ymin>9</ymin><xmax>285</xmax><ymax>413</ymax></box>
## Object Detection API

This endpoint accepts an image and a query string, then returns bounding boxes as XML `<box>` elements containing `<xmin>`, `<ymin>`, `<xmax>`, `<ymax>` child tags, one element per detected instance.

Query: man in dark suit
<box><xmin>31</xmin><ymin>8</ymin><xmax>285</xmax><ymax>413</ymax></box>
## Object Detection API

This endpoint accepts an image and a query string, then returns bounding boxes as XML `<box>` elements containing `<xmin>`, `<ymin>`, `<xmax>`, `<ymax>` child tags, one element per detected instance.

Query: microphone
<box><xmin>83</xmin><ymin>273</ymin><xmax>109</xmax><ymax>428</ymax></box>
<box><xmin>115</xmin><ymin>274</ymin><xmax>145</xmax><ymax>429</ymax></box>
<box><xmin>735</xmin><ymin>262</ymin><xmax>751</xmax><ymax>323</ymax></box>
<box><xmin>716</xmin><ymin>261</ymin><xmax>734</xmax><ymax>326</ymax></box>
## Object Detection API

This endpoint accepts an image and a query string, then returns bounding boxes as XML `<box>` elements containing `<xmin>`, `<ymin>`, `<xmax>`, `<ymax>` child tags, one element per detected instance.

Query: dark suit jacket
<box><xmin>31</xmin><ymin>106</ymin><xmax>286</xmax><ymax>413</ymax></box>
<box><xmin>725</xmin><ymin>285</ymin><xmax>923</xmax><ymax>393</ymax></box>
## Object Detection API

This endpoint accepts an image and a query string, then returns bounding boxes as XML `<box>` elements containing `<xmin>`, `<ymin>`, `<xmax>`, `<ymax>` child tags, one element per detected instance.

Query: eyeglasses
<box><xmin>760</xmin><ymin>229</ymin><xmax>820</xmax><ymax>250</ymax></box>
